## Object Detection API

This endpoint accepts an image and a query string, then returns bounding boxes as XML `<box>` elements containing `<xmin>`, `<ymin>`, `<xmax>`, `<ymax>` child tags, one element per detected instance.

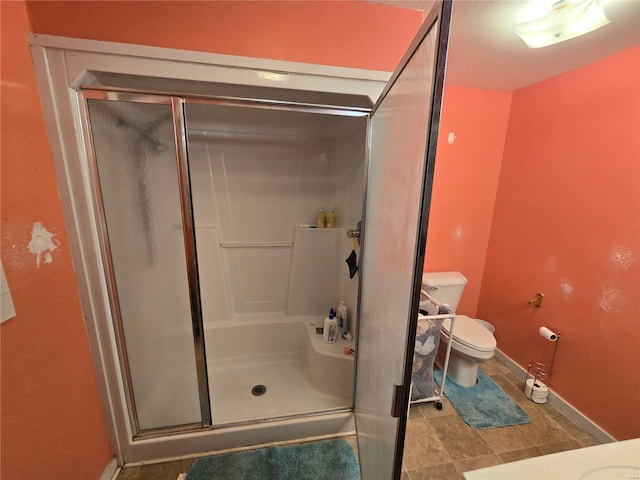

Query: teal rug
<box><xmin>434</xmin><ymin>370</ymin><xmax>530</xmax><ymax>429</ymax></box>
<box><xmin>186</xmin><ymin>439</ymin><xmax>360</xmax><ymax>480</ymax></box>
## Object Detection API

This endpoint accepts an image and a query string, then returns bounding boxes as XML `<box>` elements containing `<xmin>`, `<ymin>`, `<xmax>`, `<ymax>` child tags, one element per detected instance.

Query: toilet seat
<box><xmin>442</xmin><ymin>315</ymin><xmax>496</xmax><ymax>352</ymax></box>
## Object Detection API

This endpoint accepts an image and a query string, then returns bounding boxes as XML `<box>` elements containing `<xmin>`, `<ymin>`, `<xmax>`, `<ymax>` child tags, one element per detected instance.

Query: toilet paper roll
<box><xmin>539</xmin><ymin>326</ymin><xmax>558</xmax><ymax>342</ymax></box>
<box><xmin>524</xmin><ymin>378</ymin><xmax>549</xmax><ymax>404</ymax></box>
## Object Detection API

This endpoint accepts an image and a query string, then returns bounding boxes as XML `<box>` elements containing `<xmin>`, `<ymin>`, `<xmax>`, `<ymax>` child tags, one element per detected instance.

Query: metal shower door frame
<box><xmin>80</xmin><ymin>90</ymin><xmax>211</xmax><ymax>436</ymax></box>
<box><xmin>80</xmin><ymin>88</ymin><xmax>372</xmax><ymax>438</ymax></box>
<box><xmin>353</xmin><ymin>1</ymin><xmax>452</xmax><ymax>477</ymax></box>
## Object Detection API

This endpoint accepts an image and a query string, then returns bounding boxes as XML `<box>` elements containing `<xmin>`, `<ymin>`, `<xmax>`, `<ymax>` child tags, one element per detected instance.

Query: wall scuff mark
<box><xmin>27</xmin><ymin>222</ymin><xmax>59</xmax><ymax>267</ymax></box>
<box><xmin>598</xmin><ymin>284</ymin><xmax>623</xmax><ymax>312</ymax></box>
<box><xmin>609</xmin><ymin>245</ymin><xmax>636</xmax><ymax>269</ymax></box>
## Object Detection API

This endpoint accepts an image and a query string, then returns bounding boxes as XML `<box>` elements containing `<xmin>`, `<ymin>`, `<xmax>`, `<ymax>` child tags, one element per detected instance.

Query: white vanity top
<box><xmin>463</xmin><ymin>438</ymin><xmax>640</xmax><ymax>480</ymax></box>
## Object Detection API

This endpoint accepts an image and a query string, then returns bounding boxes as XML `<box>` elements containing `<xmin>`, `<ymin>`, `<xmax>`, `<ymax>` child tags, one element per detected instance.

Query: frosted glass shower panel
<box><xmin>355</xmin><ymin>18</ymin><xmax>441</xmax><ymax>479</ymax></box>
<box><xmin>87</xmin><ymin>99</ymin><xmax>202</xmax><ymax>430</ymax></box>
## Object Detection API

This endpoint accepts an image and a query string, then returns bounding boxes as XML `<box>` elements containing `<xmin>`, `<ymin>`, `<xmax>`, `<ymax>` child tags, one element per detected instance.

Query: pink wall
<box><xmin>16</xmin><ymin>0</ymin><xmax>638</xmax><ymax>460</ymax></box>
<box><xmin>425</xmin><ymin>85</ymin><xmax>512</xmax><ymax>316</ymax></box>
<box><xmin>477</xmin><ymin>46</ymin><xmax>640</xmax><ymax>440</ymax></box>
<box><xmin>1</xmin><ymin>1</ymin><xmax>421</xmax><ymax>477</ymax></box>
<box><xmin>26</xmin><ymin>0</ymin><xmax>422</xmax><ymax>72</ymax></box>
<box><xmin>0</xmin><ymin>2</ymin><xmax>113</xmax><ymax>478</ymax></box>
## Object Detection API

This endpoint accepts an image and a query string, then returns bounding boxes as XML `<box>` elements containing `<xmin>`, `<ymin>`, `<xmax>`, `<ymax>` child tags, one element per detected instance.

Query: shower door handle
<box><xmin>346</xmin><ymin>221</ymin><xmax>362</xmax><ymax>246</ymax></box>
<box><xmin>390</xmin><ymin>382</ymin><xmax>404</xmax><ymax>418</ymax></box>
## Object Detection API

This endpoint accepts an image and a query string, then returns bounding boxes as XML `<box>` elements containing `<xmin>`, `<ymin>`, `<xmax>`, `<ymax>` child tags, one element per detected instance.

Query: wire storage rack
<box><xmin>409</xmin><ymin>290</ymin><xmax>456</xmax><ymax>410</ymax></box>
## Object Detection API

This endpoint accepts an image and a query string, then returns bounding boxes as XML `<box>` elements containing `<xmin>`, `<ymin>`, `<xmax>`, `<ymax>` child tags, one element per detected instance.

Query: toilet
<box><xmin>422</xmin><ymin>271</ymin><xmax>497</xmax><ymax>387</ymax></box>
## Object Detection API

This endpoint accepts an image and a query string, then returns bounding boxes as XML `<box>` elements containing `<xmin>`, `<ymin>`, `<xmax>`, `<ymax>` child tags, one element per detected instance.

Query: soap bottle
<box><xmin>316</xmin><ymin>208</ymin><xmax>326</xmax><ymax>228</ymax></box>
<box><xmin>323</xmin><ymin>308</ymin><xmax>338</xmax><ymax>343</ymax></box>
<box><xmin>325</xmin><ymin>207</ymin><xmax>335</xmax><ymax>228</ymax></box>
<box><xmin>337</xmin><ymin>301</ymin><xmax>348</xmax><ymax>336</ymax></box>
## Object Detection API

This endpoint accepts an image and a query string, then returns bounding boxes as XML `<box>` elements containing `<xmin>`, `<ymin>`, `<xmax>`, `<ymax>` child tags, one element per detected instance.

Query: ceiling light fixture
<box><xmin>513</xmin><ymin>0</ymin><xmax>610</xmax><ymax>49</ymax></box>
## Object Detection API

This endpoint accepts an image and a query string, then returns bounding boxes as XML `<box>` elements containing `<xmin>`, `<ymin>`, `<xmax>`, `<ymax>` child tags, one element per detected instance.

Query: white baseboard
<box><xmin>494</xmin><ymin>349</ymin><xmax>616</xmax><ymax>444</ymax></box>
<box><xmin>100</xmin><ymin>457</ymin><xmax>119</xmax><ymax>480</ymax></box>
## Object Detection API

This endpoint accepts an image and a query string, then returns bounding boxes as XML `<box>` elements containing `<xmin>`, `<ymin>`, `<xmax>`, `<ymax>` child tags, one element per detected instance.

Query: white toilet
<box><xmin>422</xmin><ymin>271</ymin><xmax>497</xmax><ymax>387</ymax></box>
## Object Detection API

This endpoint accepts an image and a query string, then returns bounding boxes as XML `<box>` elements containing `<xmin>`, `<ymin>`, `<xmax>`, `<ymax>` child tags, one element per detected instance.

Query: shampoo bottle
<box><xmin>316</xmin><ymin>208</ymin><xmax>326</xmax><ymax>228</ymax></box>
<box><xmin>337</xmin><ymin>301</ymin><xmax>348</xmax><ymax>336</ymax></box>
<box><xmin>325</xmin><ymin>207</ymin><xmax>335</xmax><ymax>228</ymax></box>
<box><xmin>323</xmin><ymin>309</ymin><xmax>338</xmax><ymax>343</ymax></box>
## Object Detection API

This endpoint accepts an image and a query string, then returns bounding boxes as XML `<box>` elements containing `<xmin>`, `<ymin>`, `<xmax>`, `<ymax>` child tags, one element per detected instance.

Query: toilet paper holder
<box><xmin>529</xmin><ymin>293</ymin><xmax>544</xmax><ymax>308</ymax></box>
<box><xmin>525</xmin><ymin>363</ymin><xmax>550</xmax><ymax>403</ymax></box>
<box><xmin>525</xmin><ymin>327</ymin><xmax>560</xmax><ymax>403</ymax></box>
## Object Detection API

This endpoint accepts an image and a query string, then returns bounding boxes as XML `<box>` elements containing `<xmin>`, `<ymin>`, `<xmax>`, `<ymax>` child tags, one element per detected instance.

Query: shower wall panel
<box><xmin>329</xmin><ymin>130</ymin><xmax>367</xmax><ymax>230</ymax></box>
<box><xmin>287</xmin><ymin>227</ymin><xmax>344</xmax><ymax>315</ymax></box>
<box><xmin>187</xmin><ymin>115</ymin><xmax>366</xmax><ymax>326</ymax></box>
<box><xmin>332</xmin><ymin>129</ymin><xmax>367</xmax><ymax>340</ymax></box>
<box><xmin>194</xmin><ymin>227</ymin><xmax>231</xmax><ymax>324</ymax></box>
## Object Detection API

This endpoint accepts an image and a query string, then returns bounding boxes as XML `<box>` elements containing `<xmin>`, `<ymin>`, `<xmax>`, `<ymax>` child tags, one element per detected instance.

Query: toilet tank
<box><xmin>422</xmin><ymin>271</ymin><xmax>468</xmax><ymax>311</ymax></box>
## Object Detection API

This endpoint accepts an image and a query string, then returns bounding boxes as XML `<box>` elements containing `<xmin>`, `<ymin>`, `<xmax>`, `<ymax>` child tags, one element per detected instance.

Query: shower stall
<box><xmin>30</xmin><ymin>1</ymin><xmax>450</xmax><ymax>475</ymax></box>
<box><xmin>85</xmin><ymin>93</ymin><xmax>367</xmax><ymax>433</ymax></box>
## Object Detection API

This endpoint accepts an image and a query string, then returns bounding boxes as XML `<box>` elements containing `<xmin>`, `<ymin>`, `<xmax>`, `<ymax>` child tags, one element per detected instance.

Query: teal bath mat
<box><xmin>434</xmin><ymin>370</ymin><xmax>530</xmax><ymax>429</ymax></box>
<box><xmin>186</xmin><ymin>438</ymin><xmax>360</xmax><ymax>480</ymax></box>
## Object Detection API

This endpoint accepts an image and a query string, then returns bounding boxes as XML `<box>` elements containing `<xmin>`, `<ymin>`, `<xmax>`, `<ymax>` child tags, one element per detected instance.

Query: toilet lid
<box><xmin>442</xmin><ymin>315</ymin><xmax>497</xmax><ymax>352</ymax></box>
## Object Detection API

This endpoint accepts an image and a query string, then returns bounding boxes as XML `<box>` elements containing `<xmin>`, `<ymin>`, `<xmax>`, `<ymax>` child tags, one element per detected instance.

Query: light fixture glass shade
<box><xmin>513</xmin><ymin>0</ymin><xmax>610</xmax><ymax>49</ymax></box>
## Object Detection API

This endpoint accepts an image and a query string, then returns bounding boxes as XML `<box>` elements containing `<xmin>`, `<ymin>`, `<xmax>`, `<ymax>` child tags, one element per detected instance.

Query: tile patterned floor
<box><xmin>116</xmin><ymin>358</ymin><xmax>599</xmax><ymax>480</ymax></box>
<box><xmin>400</xmin><ymin>358</ymin><xmax>599</xmax><ymax>479</ymax></box>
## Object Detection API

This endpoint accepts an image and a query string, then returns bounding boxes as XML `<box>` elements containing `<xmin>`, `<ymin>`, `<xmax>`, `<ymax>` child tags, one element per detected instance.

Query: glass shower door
<box><xmin>84</xmin><ymin>93</ymin><xmax>210</xmax><ymax>433</ymax></box>
<box><xmin>354</xmin><ymin>1</ymin><xmax>452</xmax><ymax>478</ymax></box>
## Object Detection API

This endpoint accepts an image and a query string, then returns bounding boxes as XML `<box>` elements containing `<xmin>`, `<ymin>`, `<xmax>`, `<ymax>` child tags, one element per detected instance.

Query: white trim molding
<box><xmin>494</xmin><ymin>349</ymin><xmax>616</xmax><ymax>444</ymax></box>
<box><xmin>1</xmin><ymin>261</ymin><xmax>17</xmax><ymax>323</ymax></box>
<box><xmin>28</xmin><ymin>34</ymin><xmax>390</xmax><ymax>102</ymax></box>
<box><xmin>100</xmin><ymin>457</ymin><xmax>118</xmax><ymax>480</ymax></box>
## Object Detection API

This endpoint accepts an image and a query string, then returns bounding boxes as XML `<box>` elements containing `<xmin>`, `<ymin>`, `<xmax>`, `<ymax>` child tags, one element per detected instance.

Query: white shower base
<box><xmin>205</xmin><ymin>316</ymin><xmax>354</xmax><ymax>426</ymax></box>
<box><xmin>209</xmin><ymin>352</ymin><xmax>350</xmax><ymax>425</ymax></box>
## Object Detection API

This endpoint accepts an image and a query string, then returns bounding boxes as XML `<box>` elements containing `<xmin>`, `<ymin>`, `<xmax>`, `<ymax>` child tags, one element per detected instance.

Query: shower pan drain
<box><xmin>251</xmin><ymin>384</ymin><xmax>267</xmax><ymax>396</ymax></box>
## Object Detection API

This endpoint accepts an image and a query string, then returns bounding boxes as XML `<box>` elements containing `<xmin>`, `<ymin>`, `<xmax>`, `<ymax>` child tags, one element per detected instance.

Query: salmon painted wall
<box><xmin>477</xmin><ymin>46</ymin><xmax>640</xmax><ymax>440</ymax></box>
<box><xmin>21</xmin><ymin>0</ymin><xmax>639</xmax><ymax>446</ymax></box>
<box><xmin>1</xmin><ymin>1</ymin><xmax>420</xmax><ymax>476</ymax></box>
<box><xmin>424</xmin><ymin>85</ymin><xmax>512</xmax><ymax>316</ymax></box>
<box><xmin>0</xmin><ymin>2</ymin><xmax>113</xmax><ymax>479</ymax></box>
<box><xmin>26</xmin><ymin>0</ymin><xmax>423</xmax><ymax>72</ymax></box>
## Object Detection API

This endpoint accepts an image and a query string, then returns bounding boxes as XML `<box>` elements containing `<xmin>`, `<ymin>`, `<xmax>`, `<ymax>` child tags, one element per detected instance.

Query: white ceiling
<box><xmin>377</xmin><ymin>0</ymin><xmax>640</xmax><ymax>91</ymax></box>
